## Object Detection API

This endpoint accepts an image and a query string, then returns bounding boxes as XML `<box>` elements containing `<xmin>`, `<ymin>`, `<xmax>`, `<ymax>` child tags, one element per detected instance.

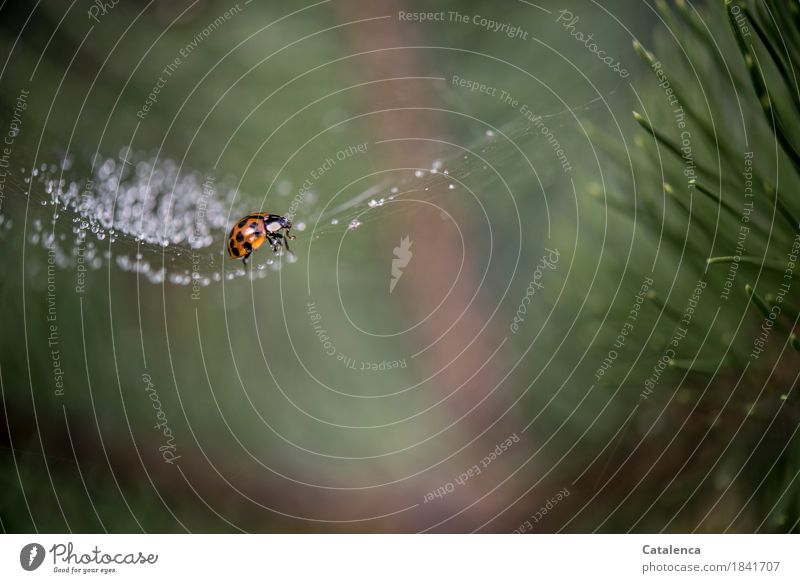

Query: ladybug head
<box><xmin>279</xmin><ymin>216</ymin><xmax>292</xmax><ymax>229</ymax></box>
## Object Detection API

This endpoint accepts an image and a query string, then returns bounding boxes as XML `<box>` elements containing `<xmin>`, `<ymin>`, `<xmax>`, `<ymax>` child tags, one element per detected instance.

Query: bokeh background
<box><xmin>1</xmin><ymin>0</ymin><xmax>798</xmax><ymax>532</ymax></box>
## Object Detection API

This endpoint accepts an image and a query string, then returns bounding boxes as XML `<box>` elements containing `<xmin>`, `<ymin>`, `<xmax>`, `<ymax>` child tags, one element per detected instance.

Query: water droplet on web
<box><xmin>347</xmin><ymin>219</ymin><xmax>362</xmax><ymax>231</ymax></box>
<box><xmin>414</xmin><ymin>170</ymin><xmax>424</xmax><ymax>178</ymax></box>
<box><xmin>295</xmin><ymin>221</ymin><xmax>306</xmax><ymax>231</ymax></box>
<box><xmin>390</xmin><ymin>187</ymin><xmax>399</xmax><ymax>194</ymax></box>
<box><xmin>448</xmin><ymin>184</ymin><xmax>456</xmax><ymax>190</ymax></box>
<box><xmin>330</xmin><ymin>218</ymin><xmax>339</xmax><ymax>225</ymax></box>
<box><xmin>277</xmin><ymin>180</ymin><xmax>292</xmax><ymax>196</ymax></box>
<box><xmin>485</xmin><ymin>130</ymin><xmax>495</xmax><ymax>137</ymax></box>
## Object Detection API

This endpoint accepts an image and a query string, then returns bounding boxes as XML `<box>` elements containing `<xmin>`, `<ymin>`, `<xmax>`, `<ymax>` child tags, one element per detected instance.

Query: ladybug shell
<box><xmin>227</xmin><ymin>214</ymin><xmax>269</xmax><ymax>259</ymax></box>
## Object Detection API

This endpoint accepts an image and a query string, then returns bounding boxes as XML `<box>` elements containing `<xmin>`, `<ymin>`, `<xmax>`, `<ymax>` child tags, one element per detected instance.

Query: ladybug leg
<box><xmin>242</xmin><ymin>254</ymin><xmax>250</xmax><ymax>272</ymax></box>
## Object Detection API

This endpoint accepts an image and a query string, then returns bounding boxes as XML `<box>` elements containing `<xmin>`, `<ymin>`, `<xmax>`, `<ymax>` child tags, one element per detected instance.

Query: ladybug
<box><xmin>227</xmin><ymin>213</ymin><xmax>295</xmax><ymax>266</ymax></box>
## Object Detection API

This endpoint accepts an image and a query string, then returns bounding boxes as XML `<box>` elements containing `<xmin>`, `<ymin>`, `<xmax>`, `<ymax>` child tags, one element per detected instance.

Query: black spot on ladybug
<box><xmin>238</xmin><ymin>219</ymin><xmax>247</xmax><ymax>228</ymax></box>
<box><xmin>243</xmin><ymin>241</ymin><xmax>253</xmax><ymax>251</ymax></box>
<box><xmin>231</xmin><ymin>246</ymin><xmax>241</xmax><ymax>257</ymax></box>
<box><xmin>250</xmin><ymin>222</ymin><xmax>258</xmax><ymax>230</ymax></box>
<box><xmin>235</xmin><ymin>231</ymin><xmax>244</xmax><ymax>242</ymax></box>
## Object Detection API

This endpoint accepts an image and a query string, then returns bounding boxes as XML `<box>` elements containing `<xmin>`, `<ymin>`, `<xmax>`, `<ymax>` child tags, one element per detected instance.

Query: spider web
<box><xmin>1</xmin><ymin>89</ymin><xmax>606</xmax><ymax>288</ymax></box>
